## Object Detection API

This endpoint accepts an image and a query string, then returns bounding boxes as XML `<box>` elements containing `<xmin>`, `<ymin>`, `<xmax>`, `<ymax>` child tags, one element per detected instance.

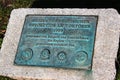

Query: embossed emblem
<box><xmin>40</xmin><ymin>49</ymin><xmax>50</xmax><ymax>60</ymax></box>
<box><xmin>75</xmin><ymin>51</ymin><xmax>88</xmax><ymax>64</ymax></box>
<box><xmin>21</xmin><ymin>48</ymin><xmax>33</xmax><ymax>60</ymax></box>
<box><xmin>57</xmin><ymin>52</ymin><xmax>66</xmax><ymax>60</ymax></box>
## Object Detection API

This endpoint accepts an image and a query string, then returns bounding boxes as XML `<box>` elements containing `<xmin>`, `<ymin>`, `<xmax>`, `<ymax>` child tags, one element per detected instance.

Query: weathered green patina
<box><xmin>14</xmin><ymin>15</ymin><xmax>98</xmax><ymax>70</ymax></box>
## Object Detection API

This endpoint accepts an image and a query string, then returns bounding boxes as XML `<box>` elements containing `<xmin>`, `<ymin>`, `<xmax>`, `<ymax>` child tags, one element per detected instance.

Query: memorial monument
<box><xmin>0</xmin><ymin>9</ymin><xmax>119</xmax><ymax>80</ymax></box>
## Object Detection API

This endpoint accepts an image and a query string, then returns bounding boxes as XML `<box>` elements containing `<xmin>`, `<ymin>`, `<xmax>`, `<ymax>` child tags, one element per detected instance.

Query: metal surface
<box><xmin>14</xmin><ymin>15</ymin><xmax>98</xmax><ymax>70</ymax></box>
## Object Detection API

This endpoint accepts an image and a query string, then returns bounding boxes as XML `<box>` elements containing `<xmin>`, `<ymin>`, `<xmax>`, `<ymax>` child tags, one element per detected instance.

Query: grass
<box><xmin>0</xmin><ymin>0</ymin><xmax>34</xmax><ymax>48</ymax></box>
<box><xmin>0</xmin><ymin>0</ymin><xmax>120</xmax><ymax>80</ymax></box>
<box><xmin>0</xmin><ymin>76</ymin><xmax>16</xmax><ymax>80</ymax></box>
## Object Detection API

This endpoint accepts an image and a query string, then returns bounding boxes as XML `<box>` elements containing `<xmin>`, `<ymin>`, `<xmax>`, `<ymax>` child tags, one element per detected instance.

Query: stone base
<box><xmin>0</xmin><ymin>8</ymin><xmax>120</xmax><ymax>80</ymax></box>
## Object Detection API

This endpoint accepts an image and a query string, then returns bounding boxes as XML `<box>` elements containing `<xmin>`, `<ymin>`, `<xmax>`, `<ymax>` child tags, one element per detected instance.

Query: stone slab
<box><xmin>0</xmin><ymin>8</ymin><xmax>120</xmax><ymax>80</ymax></box>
